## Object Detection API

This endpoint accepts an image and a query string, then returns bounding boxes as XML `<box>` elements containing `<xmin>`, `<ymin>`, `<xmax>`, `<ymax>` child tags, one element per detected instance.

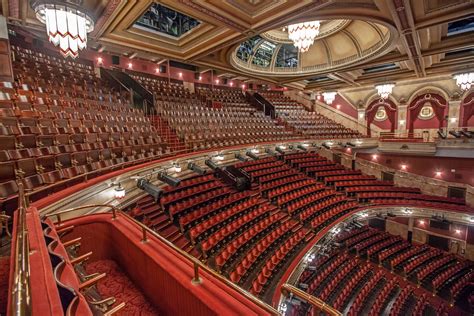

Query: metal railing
<box><xmin>10</xmin><ymin>182</ymin><xmax>31</xmax><ymax>316</ymax></box>
<box><xmin>280</xmin><ymin>284</ymin><xmax>342</xmax><ymax>316</ymax></box>
<box><xmin>44</xmin><ymin>205</ymin><xmax>280</xmax><ymax>315</ymax></box>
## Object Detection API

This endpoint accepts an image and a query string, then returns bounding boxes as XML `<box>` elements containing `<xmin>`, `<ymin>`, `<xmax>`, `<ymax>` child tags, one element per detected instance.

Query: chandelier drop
<box><xmin>453</xmin><ymin>72</ymin><xmax>474</xmax><ymax>91</ymax></box>
<box><xmin>287</xmin><ymin>21</ymin><xmax>320</xmax><ymax>53</ymax></box>
<box><xmin>375</xmin><ymin>83</ymin><xmax>395</xmax><ymax>99</ymax></box>
<box><xmin>31</xmin><ymin>0</ymin><xmax>94</xmax><ymax>59</ymax></box>
<box><xmin>322</xmin><ymin>92</ymin><xmax>336</xmax><ymax>105</ymax></box>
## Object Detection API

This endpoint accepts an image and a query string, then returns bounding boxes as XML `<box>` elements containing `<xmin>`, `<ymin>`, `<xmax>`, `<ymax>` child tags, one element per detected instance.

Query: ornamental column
<box><xmin>357</xmin><ymin>108</ymin><xmax>367</xmax><ymax>135</ymax></box>
<box><xmin>397</xmin><ymin>100</ymin><xmax>408</xmax><ymax>137</ymax></box>
<box><xmin>447</xmin><ymin>99</ymin><xmax>461</xmax><ymax>130</ymax></box>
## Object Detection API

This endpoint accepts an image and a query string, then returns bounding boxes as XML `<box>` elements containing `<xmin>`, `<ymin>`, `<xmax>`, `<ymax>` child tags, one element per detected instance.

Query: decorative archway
<box><xmin>407</xmin><ymin>93</ymin><xmax>447</xmax><ymax>135</ymax></box>
<box><xmin>461</xmin><ymin>92</ymin><xmax>474</xmax><ymax>129</ymax></box>
<box><xmin>365</xmin><ymin>98</ymin><xmax>397</xmax><ymax>136</ymax></box>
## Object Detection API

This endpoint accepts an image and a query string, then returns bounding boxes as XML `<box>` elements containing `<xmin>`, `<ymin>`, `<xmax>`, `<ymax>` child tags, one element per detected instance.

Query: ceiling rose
<box><xmin>31</xmin><ymin>0</ymin><xmax>94</xmax><ymax>59</ymax></box>
<box><xmin>287</xmin><ymin>21</ymin><xmax>320</xmax><ymax>53</ymax></box>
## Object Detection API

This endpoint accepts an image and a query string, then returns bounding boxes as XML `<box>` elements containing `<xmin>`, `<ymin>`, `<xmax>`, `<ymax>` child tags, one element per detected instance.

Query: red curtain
<box><xmin>408</xmin><ymin>94</ymin><xmax>447</xmax><ymax>135</ymax></box>
<box><xmin>366</xmin><ymin>100</ymin><xmax>397</xmax><ymax>136</ymax></box>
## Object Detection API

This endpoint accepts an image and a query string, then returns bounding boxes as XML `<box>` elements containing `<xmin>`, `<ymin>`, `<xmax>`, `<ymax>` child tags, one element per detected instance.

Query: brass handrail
<box><xmin>44</xmin><ymin>204</ymin><xmax>118</xmax><ymax>226</ymax></box>
<box><xmin>45</xmin><ymin>206</ymin><xmax>279</xmax><ymax>315</ymax></box>
<box><xmin>281</xmin><ymin>284</ymin><xmax>342</xmax><ymax>316</ymax></box>
<box><xmin>10</xmin><ymin>182</ymin><xmax>32</xmax><ymax>316</ymax></box>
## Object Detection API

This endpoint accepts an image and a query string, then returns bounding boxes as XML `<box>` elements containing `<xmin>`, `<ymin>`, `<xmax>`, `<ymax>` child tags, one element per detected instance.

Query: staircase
<box><xmin>149</xmin><ymin>115</ymin><xmax>187</xmax><ymax>152</ymax></box>
<box><xmin>134</xmin><ymin>196</ymin><xmax>201</xmax><ymax>259</ymax></box>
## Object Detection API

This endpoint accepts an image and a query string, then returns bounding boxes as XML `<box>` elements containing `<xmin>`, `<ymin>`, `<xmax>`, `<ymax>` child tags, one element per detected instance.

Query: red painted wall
<box><xmin>358</xmin><ymin>153</ymin><xmax>474</xmax><ymax>186</ymax></box>
<box><xmin>331</xmin><ymin>94</ymin><xmax>358</xmax><ymax>119</ymax></box>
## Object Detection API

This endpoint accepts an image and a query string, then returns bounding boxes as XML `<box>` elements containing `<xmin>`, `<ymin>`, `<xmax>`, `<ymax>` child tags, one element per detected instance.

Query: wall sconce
<box><xmin>97</xmin><ymin>57</ymin><xmax>103</xmax><ymax>65</ymax></box>
<box><xmin>399</xmin><ymin>120</ymin><xmax>405</xmax><ymax>125</ymax></box>
<box><xmin>128</xmin><ymin>63</ymin><xmax>133</xmax><ymax>69</ymax></box>
<box><xmin>172</xmin><ymin>163</ymin><xmax>182</xmax><ymax>173</ymax></box>
<box><xmin>114</xmin><ymin>183</ymin><xmax>125</xmax><ymax>199</ymax></box>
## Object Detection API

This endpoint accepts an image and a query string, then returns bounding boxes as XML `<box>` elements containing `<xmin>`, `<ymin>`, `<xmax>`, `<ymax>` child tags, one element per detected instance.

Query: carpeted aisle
<box><xmin>0</xmin><ymin>256</ymin><xmax>10</xmax><ymax>315</ymax></box>
<box><xmin>86</xmin><ymin>260</ymin><xmax>160</xmax><ymax>316</ymax></box>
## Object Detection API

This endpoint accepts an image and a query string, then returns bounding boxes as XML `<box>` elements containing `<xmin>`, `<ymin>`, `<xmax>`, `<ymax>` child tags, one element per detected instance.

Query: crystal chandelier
<box><xmin>287</xmin><ymin>21</ymin><xmax>320</xmax><ymax>53</ymax></box>
<box><xmin>375</xmin><ymin>83</ymin><xmax>395</xmax><ymax>99</ymax></box>
<box><xmin>31</xmin><ymin>0</ymin><xmax>94</xmax><ymax>59</ymax></box>
<box><xmin>322</xmin><ymin>92</ymin><xmax>336</xmax><ymax>105</ymax></box>
<box><xmin>453</xmin><ymin>72</ymin><xmax>474</xmax><ymax>91</ymax></box>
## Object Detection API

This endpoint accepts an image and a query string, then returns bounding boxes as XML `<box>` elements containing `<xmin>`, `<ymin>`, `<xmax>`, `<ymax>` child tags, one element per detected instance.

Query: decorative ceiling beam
<box><xmin>177</xmin><ymin>0</ymin><xmax>247</xmax><ymax>32</ymax></box>
<box><xmin>387</xmin><ymin>0</ymin><xmax>425</xmax><ymax>77</ymax></box>
<box><xmin>415</xmin><ymin>6</ymin><xmax>474</xmax><ymax>30</ymax></box>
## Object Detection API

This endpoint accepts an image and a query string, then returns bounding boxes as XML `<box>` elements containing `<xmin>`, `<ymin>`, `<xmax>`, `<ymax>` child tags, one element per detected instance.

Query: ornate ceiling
<box><xmin>2</xmin><ymin>0</ymin><xmax>473</xmax><ymax>92</ymax></box>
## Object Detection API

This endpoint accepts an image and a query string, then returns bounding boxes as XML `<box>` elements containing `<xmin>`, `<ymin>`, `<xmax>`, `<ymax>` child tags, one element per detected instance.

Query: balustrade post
<box><xmin>141</xmin><ymin>226</ymin><xmax>148</xmax><ymax>243</ymax></box>
<box><xmin>192</xmin><ymin>262</ymin><xmax>202</xmax><ymax>285</ymax></box>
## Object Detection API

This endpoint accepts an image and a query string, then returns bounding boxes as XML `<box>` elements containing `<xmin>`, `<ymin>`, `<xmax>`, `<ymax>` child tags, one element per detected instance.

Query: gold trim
<box><xmin>10</xmin><ymin>182</ymin><xmax>32</xmax><ymax>316</ymax></box>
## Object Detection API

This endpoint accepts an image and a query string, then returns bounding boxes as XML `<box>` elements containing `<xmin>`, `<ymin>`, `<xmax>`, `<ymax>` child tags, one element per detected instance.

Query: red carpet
<box><xmin>0</xmin><ymin>256</ymin><xmax>10</xmax><ymax>315</ymax></box>
<box><xmin>86</xmin><ymin>260</ymin><xmax>159</xmax><ymax>315</ymax></box>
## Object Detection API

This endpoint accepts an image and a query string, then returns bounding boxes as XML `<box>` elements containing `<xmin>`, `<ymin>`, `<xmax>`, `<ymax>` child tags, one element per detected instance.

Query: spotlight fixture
<box><xmin>205</xmin><ymin>159</ymin><xmax>219</xmax><ymax>170</ymax></box>
<box><xmin>234</xmin><ymin>153</ymin><xmax>247</xmax><ymax>162</ymax></box>
<box><xmin>275</xmin><ymin>146</ymin><xmax>285</xmax><ymax>154</ymax></box>
<box><xmin>265</xmin><ymin>148</ymin><xmax>277</xmax><ymax>156</ymax></box>
<box><xmin>246</xmin><ymin>150</ymin><xmax>259</xmax><ymax>160</ymax></box>
<box><xmin>114</xmin><ymin>183</ymin><xmax>125</xmax><ymax>199</ymax></box>
<box><xmin>158</xmin><ymin>172</ymin><xmax>181</xmax><ymax>187</ymax></box>
<box><xmin>187</xmin><ymin>162</ymin><xmax>206</xmax><ymax>175</ymax></box>
<box><xmin>137</xmin><ymin>179</ymin><xmax>163</xmax><ymax>201</ymax></box>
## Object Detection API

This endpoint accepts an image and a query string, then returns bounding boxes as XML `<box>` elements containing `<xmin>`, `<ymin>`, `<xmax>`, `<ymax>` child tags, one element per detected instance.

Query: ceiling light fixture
<box><xmin>287</xmin><ymin>21</ymin><xmax>320</xmax><ymax>53</ymax></box>
<box><xmin>375</xmin><ymin>83</ymin><xmax>395</xmax><ymax>99</ymax></box>
<box><xmin>32</xmin><ymin>0</ymin><xmax>94</xmax><ymax>59</ymax></box>
<box><xmin>453</xmin><ymin>72</ymin><xmax>474</xmax><ymax>91</ymax></box>
<box><xmin>322</xmin><ymin>92</ymin><xmax>336</xmax><ymax>105</ymax></box>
